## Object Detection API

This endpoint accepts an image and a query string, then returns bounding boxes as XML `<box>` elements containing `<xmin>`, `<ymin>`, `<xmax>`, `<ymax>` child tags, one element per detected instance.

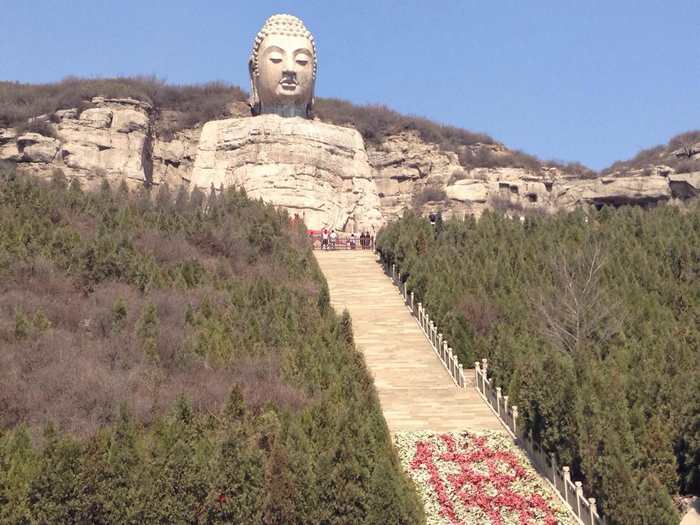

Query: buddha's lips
<box><xmin>280</xmin><ymin>80</ymin><xmax>298</xmax><ymax>90</ymax></box>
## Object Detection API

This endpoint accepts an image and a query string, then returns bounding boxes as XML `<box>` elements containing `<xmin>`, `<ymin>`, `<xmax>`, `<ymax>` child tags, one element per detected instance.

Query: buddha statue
<box><xmin>248</xmin><ymin>14</ymin><xmax>317</xmax><ymax>118</ymax></box>
<box><xmin>191</xmin><ymin>14</ymin><xmax>383</xmax><ymax>233</ymax></box>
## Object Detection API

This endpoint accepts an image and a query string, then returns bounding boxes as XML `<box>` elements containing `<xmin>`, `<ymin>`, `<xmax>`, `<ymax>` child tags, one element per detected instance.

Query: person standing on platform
<box><xmin>321</xmin><ymin>228</ymin><xmax>329</xmax><ymax>250</ymax></box>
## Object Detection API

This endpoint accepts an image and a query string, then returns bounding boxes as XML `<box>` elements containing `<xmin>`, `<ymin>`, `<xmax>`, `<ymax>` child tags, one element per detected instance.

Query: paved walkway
<box><xmin>315</xmin><ymin>250</ymin><xmax>503</xmax><ymax>433</ymax></box>
<box><xmin>682</xmin><ymin>500</ymin><xmax>700</xmax><ymax>525</ymax></box>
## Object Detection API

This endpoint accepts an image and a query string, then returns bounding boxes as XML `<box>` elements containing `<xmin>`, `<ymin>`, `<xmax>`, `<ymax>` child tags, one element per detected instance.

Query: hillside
<box><xmin>0</xmin><ymin>162</ymin><xmax>424</xmax><ymax>523</ymax></box>
<box><xmin>376</xmin><ymin>206</ymin><xmax>700</xmax><ymax>524</ymax></box>
<box><xmin>602</xmin><ymin>130</ymin><xmax>700</xmax><ymax>188</ymax></box>
<box><xmin>1</xmin><ymin>78</ymin><xmax>698</xmax><ymax>223</ymax></box>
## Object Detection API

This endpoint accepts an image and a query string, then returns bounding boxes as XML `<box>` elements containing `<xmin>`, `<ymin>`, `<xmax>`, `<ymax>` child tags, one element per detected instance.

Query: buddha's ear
<box><xmin>248</xmin><ymin>57</ymin><xmax>260</xmax><ymax>115</ymax></box>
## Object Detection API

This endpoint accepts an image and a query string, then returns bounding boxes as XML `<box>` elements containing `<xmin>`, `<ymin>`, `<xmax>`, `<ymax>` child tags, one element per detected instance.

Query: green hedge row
<box><xmin>0</xmin><ymin>164</ymin><xmax>424</xmax><ymax>524</ymax></box>
<box><xmin>376</xmin><ymin>205</ymin><xmax>700</xmax><ymax>525</ymax></box>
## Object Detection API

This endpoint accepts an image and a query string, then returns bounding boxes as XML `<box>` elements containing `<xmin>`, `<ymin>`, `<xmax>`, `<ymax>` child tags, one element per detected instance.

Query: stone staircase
<box><xmin>314</xmin><ymin>249</ymin><xmax>502</xmax><ymax>433</ymax></box>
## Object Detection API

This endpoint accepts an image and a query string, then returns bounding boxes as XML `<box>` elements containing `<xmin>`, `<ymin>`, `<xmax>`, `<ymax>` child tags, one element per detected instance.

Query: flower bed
<box><xmin>395</xmin><ymin>431</ymin><xmax>574</xmax><ymax>525</ymax></box>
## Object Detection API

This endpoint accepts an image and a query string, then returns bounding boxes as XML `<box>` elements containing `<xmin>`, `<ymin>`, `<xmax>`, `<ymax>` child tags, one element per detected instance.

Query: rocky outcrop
<box><xmin>1</xmin><ymin>97</ymin><xmax>154</xmax><ymax>190</ymax></box>
<box><xmin>556</xmin><ymin>175</ymin><xmax>672</xmax><ymax>208</ymax></box>
<box><xmin>668</xmin><ymin>172</ymin><xmax>700</xmax><ymax>199</ymax></box>
<box><xmin>152</xmin><ymin>126</ymin><xmax>201</xmax><ymax>186</ymax></box>
<box><xmin>441</xmin><ymin>169</ymin><xmax>680</xmax><ymax>217</ymax></box>
<box><xmin>190</xmin><ymin>115</ymin><xmax>383</xmax><ymax>231</ymax></box>
<box><xmin>368</xmin><ymin>132</ymin><xmax>463</xmax><ymax>220</ymax></box>
<box><xmin>443</xmin><ymin>168</ymin><xmax>557</xmax><ymax>216</ymax></box>
<box><xmin>16</xmin><ymin>133</ymin><xmax>61</xmax><ymax>163</ymax></box>
<box><xmin>1</xmin><ymin>103</ymin><xmax>697</xmax><ymax>227</ymax></box>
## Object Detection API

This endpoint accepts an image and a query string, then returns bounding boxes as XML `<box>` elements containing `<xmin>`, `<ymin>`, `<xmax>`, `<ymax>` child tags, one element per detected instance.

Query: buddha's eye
<box><xmin>268</xmin><ymin>52</ymin><xmax>283</xmax><ymax>64</ymax></box>
<box><xmin>296</xmin><ymin>57</ymin><xmax>309</xmax><ymax>66</ymax></box>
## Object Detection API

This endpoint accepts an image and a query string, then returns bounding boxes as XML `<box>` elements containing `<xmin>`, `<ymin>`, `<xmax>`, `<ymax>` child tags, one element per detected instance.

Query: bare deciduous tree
<box><xmin>532</xmin><ymin>241</ymin><xmax>623</xmax><ymax>359</ymax></box>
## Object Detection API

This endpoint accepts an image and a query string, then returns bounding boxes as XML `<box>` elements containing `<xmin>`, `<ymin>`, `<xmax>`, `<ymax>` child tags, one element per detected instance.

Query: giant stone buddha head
<box><xmin>249</xmin><ymin>14</ymin><xmax>317</xmax><ymax>118</ymax></box>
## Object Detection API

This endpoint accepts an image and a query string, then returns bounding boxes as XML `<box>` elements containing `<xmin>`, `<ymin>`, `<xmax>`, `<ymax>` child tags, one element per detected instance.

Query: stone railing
<box><xmin>379</xmin><ymin>255</ymin><xmax>604</xmax><ymax>524</ymax></box>
<box><xmin>383</xmin><ymin>260</ymin><xmax>466</xmax><ymax>388</ymax></box>
<box><xmin>475</xmin><ymin>359</ymin><xmax>606</xmax><ymax>525</ymax></box>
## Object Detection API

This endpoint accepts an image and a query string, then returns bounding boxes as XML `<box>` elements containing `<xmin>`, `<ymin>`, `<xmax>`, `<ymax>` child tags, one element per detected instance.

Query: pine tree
<box><xmin>340</xmin><ymin>309</ymin><xmax>354</xmax><ymax>345</ymax></box>
<box><xmin>634</xmin><ymin>474</ymin><xmax>679</xmax><ymax>525</ymax></box>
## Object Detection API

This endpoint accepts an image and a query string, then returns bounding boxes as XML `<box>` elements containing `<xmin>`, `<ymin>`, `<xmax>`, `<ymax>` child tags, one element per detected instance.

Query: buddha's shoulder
<box><xmin>200</xmin><ymin>114</ymin><xmax>365</xmax><ymax>146</ymax></box>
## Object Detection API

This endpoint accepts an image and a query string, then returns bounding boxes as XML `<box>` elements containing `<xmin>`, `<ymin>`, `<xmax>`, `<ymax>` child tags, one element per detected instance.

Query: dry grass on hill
<box><xmin>602</xmin><ymin>130</ymin><xmax>700</xmax><ymax>175</ymax></box>
<box><xmin>0</xmin><ymin>77</ymin><xmax>247</xmax><ymax>138</ymax></box>
<box><xmin>0</xmin><ymin>76</ymin><xmax>620</xmax><ymax>177</ymax></box>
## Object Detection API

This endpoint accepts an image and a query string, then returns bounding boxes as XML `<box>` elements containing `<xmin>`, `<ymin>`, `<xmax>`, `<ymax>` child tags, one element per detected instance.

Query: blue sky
<box><xmin>1</xmin><ymin>0</ymin><xmax>698</xmax><ymax>170</ymax></box>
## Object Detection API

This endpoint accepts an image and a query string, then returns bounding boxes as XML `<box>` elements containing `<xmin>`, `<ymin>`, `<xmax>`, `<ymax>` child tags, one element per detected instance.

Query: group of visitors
<box><xmin>317</xmin><ymin>229</ymin><xmax>374</xmax><ymax>250</ymax></box>
<box><xmin>350</xmin><ymin>232</ymin><xmax>372</xmax><ymax>250</ymax></box>
<box><xmin>320</xmin><ymin>228</ymin><xmax>338</xmax><ymax>250</ymax></box>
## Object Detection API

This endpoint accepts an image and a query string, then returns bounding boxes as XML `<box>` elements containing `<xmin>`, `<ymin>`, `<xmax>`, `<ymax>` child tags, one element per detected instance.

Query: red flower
<box><xmin>409</xmin><ymin>432</ymin><xmax>560</xmax><ymax>524</ymax></box>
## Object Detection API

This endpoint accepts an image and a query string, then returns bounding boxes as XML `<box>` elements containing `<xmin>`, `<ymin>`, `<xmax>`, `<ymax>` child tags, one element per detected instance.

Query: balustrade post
<box><xmin>512</xmin><ymin>406</ymin><xmax>518</xmax><ymax>436</ymax></box>
<box><xmin>458</xmin><ymin>363</ymin><xmax>464</xmax><ymax>388</ymax></box>
<box><xmin>589</xmin><ymin>498</ymin><xmax>597</xmax><ymax>524</ymax></box>
<box><xmin>424</xmin><ymin>313</ymin><xmax>430</xmax><ymax>334</ymax></box>
<box><xmin>550</xmin><ymin>452</ymin><xmax>557</xmax><ymax>484</ymax></box>
<box><xmin>418</xmin><ymin>303</ymin><xmax>423</xmax><ymax>326</ymax></box>
<box><xmin>410</xmin><ymin>291</ymin><xmax>415</xmax><ymax>313</ymax></box>
<box><xmin>437</xmin><ymin>333</ymin><xmax>443</xmax><ymax>355</ymax></box>
<box><xmin>503</xmin><ymin>395</ymin><xmax>509</xmax><ymax>415</ymax></box>
<box><xmin>496</xmin><ymin>387</ymin><xmax>502</xmax><ymax>417</ymax></box>
<box><xmin>482</xmin><ymin>358</ymin><xmax>488</xmax><ymax>379</ymax></box>
<box><xmin>474</xmin><ymin>361</ymin><xmax>480</xmax><ymax>391</ymax></box>
<box><xmin>447</xmin><ymin>347</ymin><xmax>453</xmax><ymax>376</ymax></box>
<box><xmin>575</xmin><ymin>481</ymin><xmax>583</xmax><ymax>518</ymax></box>
<box><xmin>392</xmin><ymin>264</ymin><xmax>396</xmax><ymax>282</ymax></box>
<box><xmin>442</xmin><ymin>341</ymin><xmax>448</xmax><ymax>363</ymax></box>
<box><xmin>563</xmin><ymin>466</ymin><xmax>570</xmax><ymax>504</ymax></box>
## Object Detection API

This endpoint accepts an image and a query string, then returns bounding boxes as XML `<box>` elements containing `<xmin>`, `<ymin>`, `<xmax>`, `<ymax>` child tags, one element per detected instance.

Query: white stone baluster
<box><xmin>575</xmin><ymin>481</ymin><xmax>583</xmax><ymax>518</ymax></box>
<box><xmin>563</xmin><ymin>466</ymin><xmax>571</xmax><ymax>505</ymax></box>
<box><xmin>589</xmin><ymin>498</ymin><xmax>597</xmax><ymax>524</ymax></box>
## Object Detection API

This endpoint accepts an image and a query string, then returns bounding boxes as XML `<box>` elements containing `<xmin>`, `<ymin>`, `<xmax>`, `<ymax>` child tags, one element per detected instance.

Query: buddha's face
<box><xmin>256</xmin><ymin>33</ymin><xmax>315</xmax><ymax>110</ymax></box>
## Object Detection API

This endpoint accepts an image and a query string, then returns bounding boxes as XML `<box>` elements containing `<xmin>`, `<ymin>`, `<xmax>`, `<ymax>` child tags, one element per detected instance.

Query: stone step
<box><xmin>315</xmin><ymin>250</ymin><xmax>503</xmax><ymax>434</ymax></box>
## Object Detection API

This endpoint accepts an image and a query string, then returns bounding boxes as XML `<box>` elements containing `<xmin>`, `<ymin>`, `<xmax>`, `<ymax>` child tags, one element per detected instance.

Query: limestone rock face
<box><xmin>5</xmin><ymin>97</ymin><xmax>153</xmax><ymax>190</ymax></box>
<box><xmin>668</xmin><ymin>172</ymin><xmax>700</xmax><ymax>199</ymax></box>
<box><xmin>191</xmin><ymin>114</ymin><xmax>383</xmax><ymax>231</ymax></box>
<box><xmin>152</xmin><ymin>127</ymin><xmax>201</xmax><ymax>186</ymax></box>
<box><xmin>440</xmin><ymin>167</ymin><xmax>557</xmax><ymax>217</ymax></box>
<box><xmin>367</xmin><ymin>131</ymin><xmax>463</xmax><ymax>220</ymax></box>
<box><xmin>17</xmin><ymin>133</ymin><xmax>60</xmax><ymax>163</ymax></box>
<box><xmin>0</xmin><ymin>128</ymin><xmax>20</xmax><ymax>162</ymax></box>
<box><xmin>442</xmin><ymin>168</ymin><xmax>676</xmax><ymax>217</ymax></box>
<box><xmin>556</xmin><ymin>175</ymin><xmax>672</xmax><ymax>208</ymax></box>
<box><xmin>2</xmin><ymin>101</ymin><xmax>699</xmax><ymax>222</ymax></box>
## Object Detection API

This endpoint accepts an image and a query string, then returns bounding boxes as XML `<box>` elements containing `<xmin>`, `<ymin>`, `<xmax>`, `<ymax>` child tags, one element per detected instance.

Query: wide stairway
<box><xmin>315</xmin><ymin>250</ymin><xmax>503</xmax><ymax>433</ymax></box>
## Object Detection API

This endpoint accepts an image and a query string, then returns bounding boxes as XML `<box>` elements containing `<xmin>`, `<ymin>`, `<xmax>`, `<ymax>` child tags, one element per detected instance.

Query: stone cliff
<box><xmin>190</xmin><ymin>115</ymin><xmax>382</xmax><ymax>231</ymax></box>
<box><xmin>1</xmin><ymin>97</ymin><xmax>152</xmax><ymax>190</ymax></box>
<box><xmin>1</xmin><ymin>99</ymin><xmax>698</xmax><ymax>228</ymax></box>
